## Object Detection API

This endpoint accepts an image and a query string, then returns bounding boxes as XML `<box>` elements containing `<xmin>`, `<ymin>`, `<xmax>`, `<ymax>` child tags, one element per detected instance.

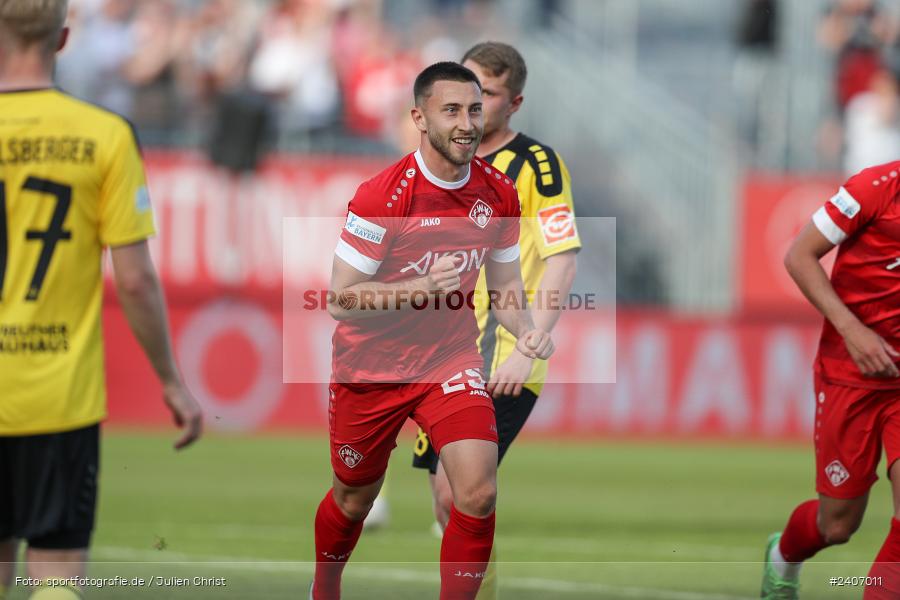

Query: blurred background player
<box><xmin>311</xmin><ymin>62</ymin><xmax>554</xmax><ymax>600</ymax></box>
<box><xmin>401</xmin><ymin>41</ymin><xmax>579</xmax><ymax>596</ymax></box>
<box><xmin>760</xmin><ymin>159</ymin><xmax>900</xmax><ymax>599</ymax></box>
<box><xmin>0</xmin><ymin>1</ymin><xmax>202</xmax><ymax>598</ymax></box>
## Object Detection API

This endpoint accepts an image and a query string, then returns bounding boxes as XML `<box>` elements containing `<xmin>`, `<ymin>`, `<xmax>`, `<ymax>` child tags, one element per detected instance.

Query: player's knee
<box><xmin>820</xmin><ymin>516</ymin><xmax>861</xmax><ymax>545</ymax></box>
<box><xmin>333</xmin><ymin>490</ymin><xmax>377</xmax><ymax>522</ymax></box>
<box><xmin>454</xmin><ymin>482</ymin><xmax>496</xmax><ymax>517</ymax></box>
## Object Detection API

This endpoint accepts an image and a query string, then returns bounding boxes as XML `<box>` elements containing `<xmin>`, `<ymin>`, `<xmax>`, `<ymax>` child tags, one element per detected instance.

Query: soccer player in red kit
<box><xmin>761</xmin><ymin>161</ymin><xmax>900</xmax><ymax>599</ymax></box>
<box><xmin>310</xmin><ymin>62</ymin><xmax>554</xmax><ymax>600</ymax></box>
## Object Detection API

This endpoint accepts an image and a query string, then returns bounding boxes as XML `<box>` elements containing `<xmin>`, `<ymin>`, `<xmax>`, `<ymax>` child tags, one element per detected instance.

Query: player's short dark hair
<box><xmin>461</xmin><ymin>42</ymin><xmax>528</xmax><ymax>98</ymax></box>
<box><xmin>413</xmin><ymin>61</ymin><xmax>482</xmax><ymax>107</ymax></box>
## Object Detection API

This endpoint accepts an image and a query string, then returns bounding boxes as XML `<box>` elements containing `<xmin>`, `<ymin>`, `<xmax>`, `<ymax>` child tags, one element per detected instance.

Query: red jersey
<box><xmin>813</xmin><ymin>161</ymin><xmax>900</xmax><ymax>388</ymax></box>
<box><xmin>331</xmin><ymin>150</ymin><xmax>521</xmax><ymax>384</ymax></box>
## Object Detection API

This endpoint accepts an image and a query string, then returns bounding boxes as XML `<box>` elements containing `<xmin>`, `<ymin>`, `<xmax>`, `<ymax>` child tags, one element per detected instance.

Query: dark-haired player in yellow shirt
<box><xmin>0</xmin><ymin>2</ymin><xmax>202</xmax><ymax>599</ymax></box>
<box><xmin>408</xmin><ymin>42</ymin><xmax>580</xmax><ymax>598</ymax></box>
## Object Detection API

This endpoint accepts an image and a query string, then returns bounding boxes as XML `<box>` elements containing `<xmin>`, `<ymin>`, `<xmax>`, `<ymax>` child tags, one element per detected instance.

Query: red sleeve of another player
<box><xmin>489</xmin><ymin>183</ymin><xmax>522</xmax><ymax>263</ymax></box>
<box><xmin>813</xmin><ymin>167</ymin><xmax>895</xmax><ymax>245</ymax></box>
<box><xmin>336</xmin><ymin>181</ymin><xmax>394</xmax><ymax>275</ymax></box>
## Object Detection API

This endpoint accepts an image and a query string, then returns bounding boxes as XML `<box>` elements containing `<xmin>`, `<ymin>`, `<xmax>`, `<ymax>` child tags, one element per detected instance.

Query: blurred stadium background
<box><xmin>36</xmin><ymin>0</ymin><xmax>900</xmax><ymax>597</ymax></box>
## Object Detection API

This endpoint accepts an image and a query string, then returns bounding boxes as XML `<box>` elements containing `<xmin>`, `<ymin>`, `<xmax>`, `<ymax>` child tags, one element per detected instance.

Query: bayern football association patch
<box><xmin>338</xmin><ymin>445</ymin><xmax>364</xmax><ymax>469</ymax></box>
<box><xmin>825</xmin><ymin>459</ymin><xmax>850</xmax><ymax>487</ymax></box>
<box><xmin>469</xmin><ymin>199</ymin><xmax>493</xmax><ymax>229</ymax></box>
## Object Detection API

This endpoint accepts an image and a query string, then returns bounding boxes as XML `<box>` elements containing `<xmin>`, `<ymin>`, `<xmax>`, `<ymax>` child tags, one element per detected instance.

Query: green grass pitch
<box><xmin>6</xmin><ymin>431</ymin><xmax>894</xmax><ymax>598</ymax></box>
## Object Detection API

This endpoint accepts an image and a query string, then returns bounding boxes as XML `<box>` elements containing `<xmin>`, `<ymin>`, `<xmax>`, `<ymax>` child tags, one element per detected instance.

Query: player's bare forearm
<box><xmin>784</xmin><ymin>223</ymin><xmax>858</xmax><ymax>334</ymax></box>
<box><xmin>112</xmin><ymin>242</ymin><xmax>203</xmax><ymax>448</ymax></box>
<box><xmin>328</xmin><ymin>277</ymin><xmax>432</xmax><ymax>320</ymax></box>
<box><xmin>327</xmin><ymin>254</ymin><xmax>461</xmax><ymax>320</ymax></box>
<box><xmin>532</xmin><ymin>251</ymin><xmax>577</xmax><ymax>333</ymax></box>
<box><xmin>485</xmin><ymin>257</ymin><xmax>534</xmax><ymax>338</ymax></box>
<box><xmin>110</xmin><ymin>242</ymin><xmax>182</xmax><ymax>387</ymax></box>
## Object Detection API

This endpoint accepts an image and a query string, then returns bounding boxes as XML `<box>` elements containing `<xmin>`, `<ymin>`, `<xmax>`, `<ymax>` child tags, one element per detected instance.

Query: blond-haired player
<box><xmin>0</xmin><ymin>2</ymin><xmax>202</xmax><ymax>598</ymax></box>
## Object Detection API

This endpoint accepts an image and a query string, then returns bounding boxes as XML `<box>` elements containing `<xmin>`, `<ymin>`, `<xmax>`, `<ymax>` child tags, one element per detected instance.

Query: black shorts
<box><xmin>412</xmin><ymin>389</ymin><xmax>538</xmax><ymax>474</ymax></box>
<box><xmin>0</xmin><ymin>424</ymin><xmax>99</xmax><ymax>549</ymax></box>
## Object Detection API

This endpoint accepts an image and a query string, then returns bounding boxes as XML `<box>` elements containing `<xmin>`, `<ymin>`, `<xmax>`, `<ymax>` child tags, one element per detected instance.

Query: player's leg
<box><xmin>25</xmin><ymin>548</ymin><xmax>86</xmax><ymax>599</ymax></box>
<box><xmin>861</xmin><ymin>461</ymin><xmax>900</xmax><ymax>599</ymax></box>
<box><xmin>12</xmin><ymin>426</ymin><xmax>98</xmax><ymax>600</ymax></box>
<box><xmin>314</xmin><ymin>472</ymin><xmax>385</xmax><ymax>600</ymax></box>
<box><xmin>762</xmin><ymin>381</ymin><xmax>879</xmax><ymax>599</ymax></box>
<box><xmin>313</xmin><ymin>383</ymin><xmax>408</xmax><ymax>600</ymax></box>
<box><xmin>763</xmin><ymin>494</ymin><xmax>867</xmax><ymax>599</ymax></box>
<box><xmin>313</xmin><ymin>473</ymin><xmax>384</xmax><ymax>600</ymax></box>
<box><xmin>432</xmin><ymin>407</ymin><xmax>498</xmax><ymax>600</ymax></box>
<box><xmin>863</xmin><ymin>401</ymin><xmax>900</xmax><ymax>599</ymax></box>
<box><xmin>423</xmin><ymin>388</ymin><xmax>539</xmax><ymax>535</ymax></box>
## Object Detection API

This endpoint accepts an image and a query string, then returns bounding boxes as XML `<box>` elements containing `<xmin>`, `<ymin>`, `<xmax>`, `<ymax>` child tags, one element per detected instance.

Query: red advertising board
<box><xmin>105</xmin><ymin>300</ymin><xmax>821</xmax><ymax>439</ymax></box>
<box><xmin>739</xmin><ymin>173</ymin><xmax>841</xmax><ymax>315</ymax></box>
<box><xmin>137</xmin><ymin>149</ymin><xmax>389</xmax><ymax>293</ymax></box>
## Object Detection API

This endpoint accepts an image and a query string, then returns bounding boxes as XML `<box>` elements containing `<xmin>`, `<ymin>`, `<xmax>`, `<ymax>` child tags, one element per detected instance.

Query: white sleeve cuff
<box><xmin>490</xmin><ymin>244</ymin><xmax>520</xmax><ymax>263</ymax></box>
<box><xmin>812</xmin><ymin>206</ymin><xmax>848</xmax><ymax>245</ymax></box>
<box><xmin>335</xmin><ymin>239</ymin><xmax>382</xmax><ymax>275</ymax></box>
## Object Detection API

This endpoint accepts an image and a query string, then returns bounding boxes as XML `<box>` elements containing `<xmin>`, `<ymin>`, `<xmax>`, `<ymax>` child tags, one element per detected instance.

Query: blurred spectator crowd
<box><xmin>57</xmin><ymin>0</ymin><xmax>511</xmax><ymax>166</ymax></box>
<box><xmin>732</xmin><ymin>0</ymin><xmax>900</xmax><ymax>174</ymax></box>
<box><xmin>817</xmin><ymin>0</ymin><xmax>900</xmax><ymax>174</ymax></box>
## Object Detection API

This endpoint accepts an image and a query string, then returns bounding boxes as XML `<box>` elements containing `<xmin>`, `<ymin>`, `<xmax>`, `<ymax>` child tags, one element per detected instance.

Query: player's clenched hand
<box><xmin>163</xmin><ymin>382</ymin><xmax>203</xmax><ymax>450</ymax></box>
<box><xmin>516</xmin><ymin>329</ymin><xmax>554</xmax><ymax>360</ymax></box>
<box><xmin>842</xmin><ymin>321</ymin><xmax>900</xmax><ymax>378</ymax></box>
<box><xmin>487</xmin><ymin>350</ymin><xmax>534</xmax><ymax>397</ymax></box>
<box><xmin>425</xmin><ymin>255</ymin><xmax>463</xmax><ymax>293</ymax></box>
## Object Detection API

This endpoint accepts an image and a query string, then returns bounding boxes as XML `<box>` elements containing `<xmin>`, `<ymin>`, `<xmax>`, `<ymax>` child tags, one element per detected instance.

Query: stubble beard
<box><xmin>428</xmin><ymin>128</ymin><xmax>482</xmax><ymax>167</ymax></box>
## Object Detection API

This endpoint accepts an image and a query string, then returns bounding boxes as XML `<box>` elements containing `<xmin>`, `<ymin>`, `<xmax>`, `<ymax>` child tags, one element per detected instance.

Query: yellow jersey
<box><xmin>0</xmin><ymin>88</ymin><xmax>155</xmax><ymax>436</ymax></box>
<box><xmin>476</xmin><ymin>133</ymin><xmax>581</xmax><ymax>395</ymax></box>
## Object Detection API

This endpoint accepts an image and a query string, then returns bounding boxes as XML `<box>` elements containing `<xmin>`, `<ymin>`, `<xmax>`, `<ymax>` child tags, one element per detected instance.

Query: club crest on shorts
<box><xmin>825</xmin><ymin>460</ymin><xmax>849</xmax><ymax>487</ymax></box>
<box><xmin>469</xmin><ymin>199</ymin><xmax>493</xmax><ymax>229</ymax></box>
<box><xmin>338</xmin><ymin>445</ymin><xmax>363</xmax><ymax>469</ymax></box>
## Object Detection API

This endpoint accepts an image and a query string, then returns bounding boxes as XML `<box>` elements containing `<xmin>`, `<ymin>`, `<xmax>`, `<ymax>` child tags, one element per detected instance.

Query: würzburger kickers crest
<box><xmin>338</xmin><ymin>445</ymin><xmax>363</xmax><ymax>468</ymax></box>
<box><xmin>468</xmin><ymin>199</ymin><xmax>493</xmax><ymax>229</ymax></box>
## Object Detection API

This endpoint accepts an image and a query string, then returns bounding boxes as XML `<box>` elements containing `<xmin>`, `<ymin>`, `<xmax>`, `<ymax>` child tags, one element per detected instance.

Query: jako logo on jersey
<box><xmin>400</xmin><ymin>248</ymin><xmax>488</xmax><ymax>275</ymax></box>
<box><xmin>888</xmin><ymin>258</ymin><xmax>900</xmax><ymax>271</ymax></box>
<box><xmin>825</xmin><ymin>460</ymin><xmax>850</xmax><ymax>487</ymax></box>
<box><xmin>829</xmin><ymin>187</ymin><xmax>861</xmax><ymax>218</ymax></box>
<box><xmin>537</xmin><ymin>204</ymin><xmax>577</xmax><ymax>246</ymax></box>
<box><xmin>345</xmin><ymin>211</ymin><xmax>386</xmax><ymax>244</ymax></box>
<box><xmin>406</xmin><ymin>168</ymin><xmax>416</xmax><ymax>178</ymax></box>
<box><xmin>338</xmin><ymin>445</ymin><xmax>364</xmax><ymax>468</ymax></box>
<box><xmin>420</xmin><ymin>217</ymin><xmax>441</xmax><ymax>227</ymax></box>
<box><xmin>469</xmin><ymin>199</ymin><xmax>493</xmax><ymax>229</ymax></box>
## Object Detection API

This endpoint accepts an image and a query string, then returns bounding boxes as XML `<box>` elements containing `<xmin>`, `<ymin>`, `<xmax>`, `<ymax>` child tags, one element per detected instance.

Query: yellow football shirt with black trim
<box><xmin>476</xmin><ymin>133</ymin><xmax>581</xmax><ymax>396</ymax></box>
<box><xmin>0</xmin><ymin>89</ymin><xmax>156</xmax><ymax>436</ymax></box>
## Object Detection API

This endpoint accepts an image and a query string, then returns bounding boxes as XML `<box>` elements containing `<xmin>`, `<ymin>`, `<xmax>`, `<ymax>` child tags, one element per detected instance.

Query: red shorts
<box><xmin>814</xmin><ymin>375</ymin><xmax>900</xmax><ymax>499</ymax></box>
<box><xmin>328</xmin><ymin>368</ymin><xmax>497</xmax><ymax>487</ymax></box>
